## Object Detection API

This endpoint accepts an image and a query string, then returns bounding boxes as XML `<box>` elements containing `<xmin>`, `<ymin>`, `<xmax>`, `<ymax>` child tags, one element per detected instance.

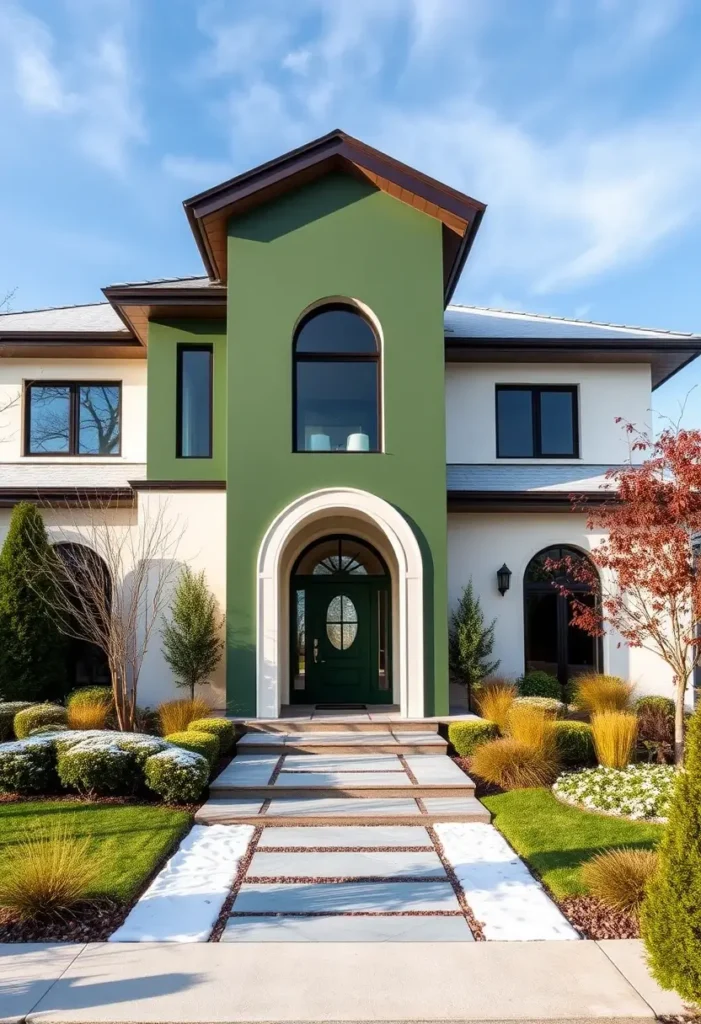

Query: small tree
<box><xmin>449</xmin><ymin>580</ymin><xmax>500</xmax><ymax>709</ymax></box>
<box><xmin>0</xmin><ymin>503</ymin><xmax>66</xmax><ymax>701</ymax></box>
<box><xmin>641</xmin><ymin>707</ymin><xmax>701</xmax><ymax>1004</ymax></box>
<box><xmin>559</xmin><ymin>423</ymin><xmax>701</xmax><ymax>764</ymax></box>
<box><xmin>161</xmin><ymin>567</ymin><xmax>223</xmax><ymax>700</ymax></box>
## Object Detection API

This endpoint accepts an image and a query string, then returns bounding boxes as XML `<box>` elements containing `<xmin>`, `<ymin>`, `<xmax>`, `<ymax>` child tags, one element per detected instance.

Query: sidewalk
<box><xmin>0</xmin><ymin>939</ymin><xmax>688</xmax><ymax>1023</ymax></box>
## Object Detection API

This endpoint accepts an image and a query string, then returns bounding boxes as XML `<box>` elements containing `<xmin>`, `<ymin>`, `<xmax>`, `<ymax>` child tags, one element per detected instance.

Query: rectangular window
<box><xmin>25</xmin><ymin>382</ymin><xmax>121</xmax><ymax>456</ymax></box>
<box><xmin>177</xmin><ymin>345</ymin><xmax>213</xmax><ymax>458</ymax></box>
<box><xmin>496</xmin><ymin>385</ymin><xmax>578</xmax><ymax>458</ymax></box>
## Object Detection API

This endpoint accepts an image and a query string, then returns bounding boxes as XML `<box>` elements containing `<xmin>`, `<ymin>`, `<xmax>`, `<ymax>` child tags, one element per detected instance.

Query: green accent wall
<box><xmin>226</xmin><ymin>172</ymin><xmax>448</xmax><ymax>716</ymax></box>
<box><xmin>146</xmin><ymin>320</ymin><xmax>227</xmax><ymax>480</ymax></box>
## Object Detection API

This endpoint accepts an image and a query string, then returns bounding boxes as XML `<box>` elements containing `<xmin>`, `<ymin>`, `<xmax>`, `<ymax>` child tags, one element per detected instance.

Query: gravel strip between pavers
<box><xmin>427</xmin><ymin>825</ymin><xmax>485</xmax><ymax>940</ymax></box>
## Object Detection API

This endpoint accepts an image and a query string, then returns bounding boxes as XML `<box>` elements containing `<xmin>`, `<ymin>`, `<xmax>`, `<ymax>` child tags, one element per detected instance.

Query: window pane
<box><xmin>497</xmin><ymin>389</ymin><xmax>533</xmax><ymax>456</ymax></box>
<box><xmin>78</xmin><ymin>385</ymin><xmax>121</xmax><ymax>455</ymax></box>
<box><xmin>296</xmin><ymin>309</ymin><xmax>376</xmax><ymax>354</ymax></box>
<box><xmin>540</xmin><ymin>390</ymin><xmax>575</xmax><ymax>455</ymax></box>
<box><xmin>179</xmin><ymin>348</ymin><xmax>212</xmax><ymax>458</ymax></box>
<box><xmin>296</xmin><ymin>360</ymin><xmax>378</xmax><ymax>451</ymax></box>
<box><xmin>567</xmin><ymin>594</ymin><xmax>597</xmax><ymax>677</ymax></box>
<box><xmin>525</xmin><ymin>591</ymin><xmax>559</xmax><ymax>678</ymax></box>
<box><xmin>294</xmin><ymin>589</ymin><xmax>306</xmax><ymax>690</ymax></box>
<box><xmin>28</xmin><ymin>385</ymin><xmax>71</xmax><ymax>453</ymax></box>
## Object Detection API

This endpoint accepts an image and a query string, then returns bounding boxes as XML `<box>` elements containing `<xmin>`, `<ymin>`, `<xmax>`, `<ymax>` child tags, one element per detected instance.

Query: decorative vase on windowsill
<box><xmin>309</xmin><ymin>433</ymin><xmax>331</xmax><ymax>451</ymax></box>
<box><xmin>346</xmin><ymin>432</ymin><xmax>370</xmax><ymax>452</ymax></box>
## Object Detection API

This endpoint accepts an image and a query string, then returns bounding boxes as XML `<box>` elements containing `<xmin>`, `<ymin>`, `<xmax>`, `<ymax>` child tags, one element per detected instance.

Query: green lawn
<box><xmin>0</xmin><ymin>802</ymin><xmax>192</xmax><ymax>903</ymax></box>
<box><xmin>482</xmin><ymin>788</ymin><xmax>664</xmax><ymax>899</ymax></box>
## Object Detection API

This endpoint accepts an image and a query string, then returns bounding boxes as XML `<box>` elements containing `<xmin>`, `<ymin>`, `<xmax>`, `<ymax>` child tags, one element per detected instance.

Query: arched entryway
<box><xmin>256</xmin><ymin>487</ymin><xmax>424</xmax><ymax>719</ymax></box>
<box><xmin>290</xmin><ymin>535</ymin><xmax>391</xmax><ymax>706</ymax></box>
<box><xmin>523</xmin><ymin>545</ymin><xmax>601</xmax><ymax>689</ymax></box>
<box><xmin>53</xmin><ymin>542</ymin><xmax>111</xmax><ymax>690</ymax></box>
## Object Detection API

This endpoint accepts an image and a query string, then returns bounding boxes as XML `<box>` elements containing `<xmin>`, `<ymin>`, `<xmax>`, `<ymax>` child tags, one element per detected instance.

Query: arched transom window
<box><xmin>293</xmin><ymin>304</ymin><xmax>380</xmax><ymax>452</ymax></box>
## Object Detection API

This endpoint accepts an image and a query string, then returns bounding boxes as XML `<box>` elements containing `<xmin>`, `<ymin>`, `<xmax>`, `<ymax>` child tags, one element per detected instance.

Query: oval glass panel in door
<box><xmin>326</xmin><ymin>595</ymin><xmax>358</xmax><ymax>650</ymax></box>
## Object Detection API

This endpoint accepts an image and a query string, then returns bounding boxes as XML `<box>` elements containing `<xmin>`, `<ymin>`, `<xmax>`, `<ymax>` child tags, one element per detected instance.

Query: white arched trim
<box><xmin>257</xmin><ymin>487</ymin><xmax>424</xmax><ymax>719</ymax></box>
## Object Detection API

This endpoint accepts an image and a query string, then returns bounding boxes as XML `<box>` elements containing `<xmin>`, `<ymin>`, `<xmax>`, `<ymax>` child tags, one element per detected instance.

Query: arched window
<box><xmin>293</xmin><ymin>304</ymin><xmax>380</xmax><ymax>452</ymax></box>
<box><xmin>523</xmin><ymin>545</ymin><xmax>601</xmax><ymax>689</ymax></box>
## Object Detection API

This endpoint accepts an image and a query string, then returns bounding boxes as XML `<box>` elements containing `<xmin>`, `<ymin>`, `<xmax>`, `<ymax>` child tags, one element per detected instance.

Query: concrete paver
<box><xmin>262</xmin><ymin>796</ymin><xmax>421</xmax><ymax>817</ymax></box>
<box><xmin>233</xmin><ymin>880</ymin><xmax>461</xmax><ymax>913</ymax></box>
<box><xmin>421</xmin><ymin>796</ymin><xmax>491</xmax><ymax>820</ymax></box>
<box><xmin>247</xmin><ymin>849</ymin><xmax>446</xmax><ymax>879</ymax></box>
<box><xmin>221</xmin><ymin>914</ymin><xmax>474</xmax><ymax>942</ymax></box>
<box><xmin>404</xmin><ymin>754</ymin><xmax>474</xmax><ymax>786</ymax></box>
<box><xmin>274</xmin><ymin>771</ymin><xmax>413</xmax><ymax>788</ymax></box>
<box><xmin>597</xmin><ymin>939</ymin><xmax>688</xmax><ymax>1017</ymax></box>
<box><xmin>0</xmin><ymin>944</ymin><xmax>84</xmax><ymax>1024</ymax></box>
<box><xmin>280</xmin><ymin>754</ymin><xmax>402</xmax><ymax>771</ymax></box>
<box><xmin>194</xmin><ymin>798</ymin><xmax>264</xmax><ymax>824</ymax></box>
<box><xmin>257</xmin><ymin>825</ymin><xmax>432</xmax><ymax>847</ymax></box>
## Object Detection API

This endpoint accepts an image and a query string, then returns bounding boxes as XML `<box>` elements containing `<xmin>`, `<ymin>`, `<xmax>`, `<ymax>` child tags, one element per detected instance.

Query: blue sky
<box><xmin>1</xmin><ymin>0</ymin><xmax>700</xmax><ymax>425</ymax></box>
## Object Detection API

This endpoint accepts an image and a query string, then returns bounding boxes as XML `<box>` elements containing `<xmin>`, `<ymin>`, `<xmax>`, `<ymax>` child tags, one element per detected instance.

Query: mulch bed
<box><xmin>558</xmin><ymin>896</ymin><xmax>640</xmax><ymax>939</ymax></box>
<box><xmin>0</xmin><ymin>901</ymin><xmax>126</xmax><ymax>942</ymax></box>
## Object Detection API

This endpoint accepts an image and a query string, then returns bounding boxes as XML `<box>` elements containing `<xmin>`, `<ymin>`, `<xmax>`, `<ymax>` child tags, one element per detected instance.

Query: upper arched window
<box><xmin>293</xmin><ymin>304</ymin><xmax>380</xmax><ymax>452</ymax></box>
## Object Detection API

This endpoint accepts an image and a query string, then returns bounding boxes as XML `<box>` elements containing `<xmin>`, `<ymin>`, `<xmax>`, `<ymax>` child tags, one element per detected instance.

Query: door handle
<box><xmin>313</xmin><ymin>638</ymin><xmax>319</xmax><ymax>664</ymax></box>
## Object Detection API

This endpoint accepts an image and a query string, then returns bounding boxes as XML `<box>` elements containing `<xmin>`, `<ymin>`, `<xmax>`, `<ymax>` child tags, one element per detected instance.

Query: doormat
<box><xmin>314</xmin><ymin>703</ymin><xmax>368</xmax><ymax>710</ymax></box>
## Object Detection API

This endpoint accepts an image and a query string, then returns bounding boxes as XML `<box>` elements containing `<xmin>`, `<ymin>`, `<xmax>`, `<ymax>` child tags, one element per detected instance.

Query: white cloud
<box><xmin>0</xmin><ymin>2</ymin><xmax>144</xmax><ymax>174</ymax></box>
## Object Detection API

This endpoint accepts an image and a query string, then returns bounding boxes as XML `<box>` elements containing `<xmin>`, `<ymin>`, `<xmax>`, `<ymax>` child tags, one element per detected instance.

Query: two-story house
<box><xmin>1</xmin><ymin>130</ymin><xmax>700</xmax><ymax>718</ymax></box>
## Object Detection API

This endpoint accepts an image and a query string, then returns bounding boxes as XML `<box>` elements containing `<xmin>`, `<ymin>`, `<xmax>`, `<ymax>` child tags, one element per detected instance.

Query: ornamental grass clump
<box><xmin>0</xmin><ymin>821</ymin><xmax>102</xmax><ymax>919</ymax></box>
<box><xmin>474</xmin><ymin>679</ymin><xmax>517</xmax><ymax>732</ymax></box>
<box><xmin>641</xmin><ymin>708</ymin><xmax>701</xmax><ymax>1005</ymax></box>
<box><xmin>157</xmin><ymin>697</ymin><xmax>211</xmax><ymax>737</ymax></box>
<box><xmin>574</xmin><ymin>674</ymin><xmax>633</xmax><ymax>715</ymax></box>
<box><xmin>582</xmin><ymin>848</ymin><xmax>658</xmax><ymax>916</ymax></box>
<box><xmin>506</xmin><ymin>703</ymin><xmax>557</xmax><ymax>752</ymax></box>
<box><xmin>67</xmin><ymin>701</ymin><xmax>111</xmax><ymax>731</ymax></box>
<box><xmin>592</xmin><ymin>711</ymin><xmax>638</xmax><ymax>768</ymax></box>
<box><xmin>470</xmin><ymin>737</ymin><xmax>560</xmax><ymax>790</ymax></box>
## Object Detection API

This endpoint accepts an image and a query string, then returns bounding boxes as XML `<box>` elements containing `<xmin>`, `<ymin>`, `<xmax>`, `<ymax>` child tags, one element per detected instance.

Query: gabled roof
<box><xmin>102</xmin><ymin>275</ymin><xmax>226</xmax><ymax>344</ymax></box>
<box><xmin>0</xmin><ymin>302</ymin><xmax>127</xmax><ymax>334</ymax></box>
<box><xmin>183</xmin><ymin>128</ymin><xmax>486</xmax><ymax>303</ymax></box>
<box><xmin>445</xmin><ymin>304</ymin><xmax>701</xmax><ymax>341</ymax></box>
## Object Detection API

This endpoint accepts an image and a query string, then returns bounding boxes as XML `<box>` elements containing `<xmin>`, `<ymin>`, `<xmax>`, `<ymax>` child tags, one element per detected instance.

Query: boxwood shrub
<box><xmin>166</xmin><ymin>730</ymin><xmax>219</xmax><ymax>767</ymax></box>
<box><xmin>518</xmin><ymin>671</ymin><xmax>561</xmax><ymax>699</ymax></box>
<box><xmin>145</xmin><ymin>748</ymin><xmax>210</xmax><ymax>803</ymax></box>
<box><xmin>0</xmin><ymin>701</ymin><xmax>33</xmax><ymax>741</ymax></box>
<box><xmin>448</xmin><ymin>720</ymin><xmax>498</xmax><ymax>757</ymax></box>
<box><xmin>14</xmin><ymin>704</ymin><xmax>68</xmax><ymax>739</ymax></box>
<box><xmin>187</xmin><ymin>718</ymin><xmax>234</xmax><ymax>755</ymax></box>
<box><xmin>66</xmin><ymin>686</ymin><xmax>113</xmax><ymax>708</ymax></box>
<box><xmin>57</xmin><ymin>743</ymin><xmax>139</xmax><ymax>796</ymax></box>
<box><xmin>552</xmin><ymin>720</ymin><xmax>595</xmax><ymax>765</ymax></box>
<box><xmin>0</xmin><ymin>736</ymin><xmax>56</xmax><ymax>794</ymax></box>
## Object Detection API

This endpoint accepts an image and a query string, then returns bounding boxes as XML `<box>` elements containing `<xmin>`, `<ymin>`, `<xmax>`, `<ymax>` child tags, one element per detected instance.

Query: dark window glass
<box><xmin>26</xmin><ymin>383</ymin><xmax>121</xmax><ymax>456</ymax></box>
<box><xmin>178</xmin><ymin>347</ymin><xmax>212</xmax><ymax>458</ymax></box>
<box><xmin>296</xmin><ymin>308</ymin><xmax>377</xmax><ymax>354</ymax></box>
<box><xmin>78</xmin><ymin>385</ymin><xmax>121</xmax><ymax>455</ymax></box>
<box><xmin>295</xmin><ymin>536</ymin><xmax>387</xmax><ymax>576</ymax></box>
<box><xmin>525</xmin><ymin>591</ymin><xmax>559</xmax><ymax>678</ymax></box>
<box><xmin>296</xmin><ymin>360</ymin><xmax>378</xmax><ymax>452</ymax></box>
<box><xmin>540</xmin><ymin>390</ymin><xmax>575</xmax><ymax>456</ymax></box>
<box><xmin>496</xmin><ymin>389</ymin><xmax>533</xmax><ymax>457</ymax></box>
<box><xmin>496</xmin><ymin>385</ymin><xmax>577</xmax><ymax>458</ymax></box>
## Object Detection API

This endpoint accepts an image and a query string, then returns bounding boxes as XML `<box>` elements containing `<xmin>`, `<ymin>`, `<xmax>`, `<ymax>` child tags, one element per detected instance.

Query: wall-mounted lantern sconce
<box><xmin>497</xmin><ymin>563</ymin><xmax>512</xmax><ymax>596</ymax></box>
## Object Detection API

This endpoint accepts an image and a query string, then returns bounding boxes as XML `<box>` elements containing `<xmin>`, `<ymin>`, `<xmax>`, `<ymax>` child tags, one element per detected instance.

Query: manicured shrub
<box><xmin>30</xmin><ymin>724</ymin><xmax>68</xmax><ymax>736</ymax></box>
<box><xmin>0</xmin><ymin>736</ymin><xmax>57</xmax><ymax>794</ymax></box>
<box><xmin>635</xmin><ymin>695</ymin><xmax>675</xmax><ymax>718</ymax></box>
<box><xmin>0</xmin><ymin>701</ymin><xmax>33</xmax><ymax>741</ymax></box>
<box><xmin>0</xmin><ymin>821</ymin><xmax>102</xmax><ymax>918</ymax></box>
<box><xmin>188</xmin><ymin>717</ymin><xmax>234</xmax><ymax>755</ymax></box>
<box><xmin>447</xmin><ymin>720</ymin><xmax>498</xmax><ymax>757</ymax></box>
<box><xmin>145</xmin><ymin>747</ymin><xmax>210</xmax><ymax>803</ymax></box>
<box><xmin>513</xmin><ymin>696</ymin><xmax>564</xmax><ymax>717</ymax></box>
<box><xmin>66</xmin><ymin>686</ymin><xmax>113</xmax><ymax>708</ymax></box>
<box><xmin>158</xmin><ymin>697</ymin><xmax>212</xmax><ymax>737</ymax></box>
<box><xmin>0</xmin><ymin>502</ymin><xmax>66</xmax><ymax>701</ymax></box>
<box><xmin>642</xmin><ymin>708</ymin><xmax>701</xmax><ymax>1004</ymax></box>
<box><xmin>574</xmin><ymin>674</ymin><xmax>633</xmax><ymax>714</ymax></box>
<box><xmin>519</xmin><ymin>671</ymin><xmax>561</xmax><ymax>699</ymax></box>
<box><xmin>57</xmin><ymin>743</ymin><xmax>139</xmax><ymax>797</ymax></box>
<box><xmin>506</xmin><ymin>704</ymin><xmax>557</xmax><ymax>755</ymax></box>
<box><xmin>114</xmin><ymin>734</ymin><xmax>168</xmax><ymax>767</ymax></box>
<box><xmin>552</xmin><ymin>720</ymin><xmax>595</xmax><ymax>765</ymax></box>
<box><xmin>471</xmin><ymin>737</ymin><xmax>560</xmax><ymax>789</ymax></box>
<box><xmin>474</xmin><ymin>679</ymin><xmax>517</xmax><ymax>732</ymax></box>
<box><xmin>582</xmin><ymin>848</ymin><xmax>659</xmax><ymax>916</ymax></box>
<box><xmin>592</xmin><ymin>711</ymin><xmax>638</xmax><ymax>768</ymax></box>
<box><xmin>166</xmin><ymin>730</ymin><xmax>219</xmax><ymax>768</ymax></box>
<box><xmin>14</xmin><ymin>704</ymin><xmax>67</xmax><ymax>739</ymax></box>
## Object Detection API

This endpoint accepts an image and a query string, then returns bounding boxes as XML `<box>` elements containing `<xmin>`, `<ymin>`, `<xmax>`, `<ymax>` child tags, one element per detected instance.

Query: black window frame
<box><xmin>24</xmin><ymin>380</ymin><xmax>122</xmax><ymax>458</ymax></box>
<box><xmin>176</xmin><ymin>343</ymin><xmax>213</xmax><ymax>460</ymax></box>
<box><xmin>292</xmin><ymin>303</ymin><xmax>382</xmax><ymax>454</ymax></box>
<box><xmin>495</xmin><ymin>384</ymin><xmax>579</xmax><ymax>459</ymax></box>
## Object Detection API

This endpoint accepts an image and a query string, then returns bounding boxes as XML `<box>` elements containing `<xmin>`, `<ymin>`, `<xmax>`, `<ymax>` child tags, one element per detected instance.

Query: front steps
<box><xmin>196</xmin><ymin>721</ymin><xmax>491</xmax><ymax>826</ymax></box>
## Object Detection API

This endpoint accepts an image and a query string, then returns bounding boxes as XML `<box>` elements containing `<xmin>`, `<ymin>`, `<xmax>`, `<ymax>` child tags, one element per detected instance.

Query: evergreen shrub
<box><xmin>145</xmin><ymin>748</ymin><xmax>210</xmax><ymax>803</ymax></box>
<box><xmin>14</xmin><ymin>704</ymin><xmax>67</xmax><ymax>739</ymax></box>
<box><xmin>187</xmin><ymin>717</ymin><xmax>234</xmax><ymax>755</ymax></box>
<box><xmin>166</xmin><ymin>730</ymin><xmax>219</xmax><ymax>767</ymax></box>
<box><xmin>447</xmin><ymin>719</ymin><xmax>498</xmax><ymax>757</ymax></box>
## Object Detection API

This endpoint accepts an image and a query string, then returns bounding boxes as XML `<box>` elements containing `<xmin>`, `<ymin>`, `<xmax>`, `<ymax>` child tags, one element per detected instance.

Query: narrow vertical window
<box><xmin>177</xmin><ymin>345</ymin><xmax>213</xmax><ymax>458</ymax></box>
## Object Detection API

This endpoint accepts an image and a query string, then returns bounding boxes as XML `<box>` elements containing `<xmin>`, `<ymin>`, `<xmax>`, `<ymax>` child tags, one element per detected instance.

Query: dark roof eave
<box><xmin>447</xmin><ymin>489</ymin><xmax>618</xmax><ymax>512</ymax></box>
<box><xmin>0</xmin><ymin>487</ymin><xmax>135</xmax><ymax>508</ymax></box>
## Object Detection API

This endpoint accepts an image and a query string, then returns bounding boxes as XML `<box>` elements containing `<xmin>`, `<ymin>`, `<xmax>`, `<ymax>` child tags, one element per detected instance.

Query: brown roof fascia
<box><xmin>103</xmin><ymin>285</ymin><xmax>226</xmax><ymax>304</ymax></box>
<box><xmin>447</xmin><ymin>489</ymin><xmax>618</xmax><ymax>512</ymax></box>
<box><xmin>0</xmin><ymin>487</ymin><xmax>135</xmax><ymax>508</ymax></box>
<box><xmin>129</xmin><ymin>479</ymin><xmax>226</xmax><ymax>491</ymax></box>
<box><xmin>183</xmin><ymin>129</ymin><xmax>486</xmax><ymax>299</ymax></box>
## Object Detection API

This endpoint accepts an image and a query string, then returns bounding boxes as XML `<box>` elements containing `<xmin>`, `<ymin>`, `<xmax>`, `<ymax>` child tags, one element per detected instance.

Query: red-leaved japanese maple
<box><xmin>557</xmin><ymin>422</ymin><xmax>701</xmax><ymax>764</ymax></box>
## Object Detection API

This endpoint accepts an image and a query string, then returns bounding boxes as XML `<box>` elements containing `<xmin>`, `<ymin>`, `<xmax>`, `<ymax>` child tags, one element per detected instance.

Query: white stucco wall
<box><xmin>0</xmin><ymin>358</ymin><xmax>147</xmax><ymax>467</ymax></box>
<box><xmin>0</xmin><ymin>489</ymin><xmax>227</xmax><ymax>712</ymax></box>
<box><xmin>445</xmin><ymin>362</ymin><xmax>652</xmax><ymax>464</ymax></box>
<box><xmin>447</xmin><ymin>511</ymin><xmax>690</xmax><ymax>703</ymax></box>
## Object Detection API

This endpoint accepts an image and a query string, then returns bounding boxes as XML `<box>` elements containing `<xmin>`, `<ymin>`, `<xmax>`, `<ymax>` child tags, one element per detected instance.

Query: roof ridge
<box><xmin>0</xmin><ymin>300</ymin><xmax>110</xmax><ymax>317</ymax></box>
<box><xmin>446</xmin><ymin>302</ymin><xmax>698</xmax><ymax>338</ymax></box>
<box><xmin>105</xmin><ymin>273</ymin><xmax>211</xmax><ymax>288</ymax></box>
